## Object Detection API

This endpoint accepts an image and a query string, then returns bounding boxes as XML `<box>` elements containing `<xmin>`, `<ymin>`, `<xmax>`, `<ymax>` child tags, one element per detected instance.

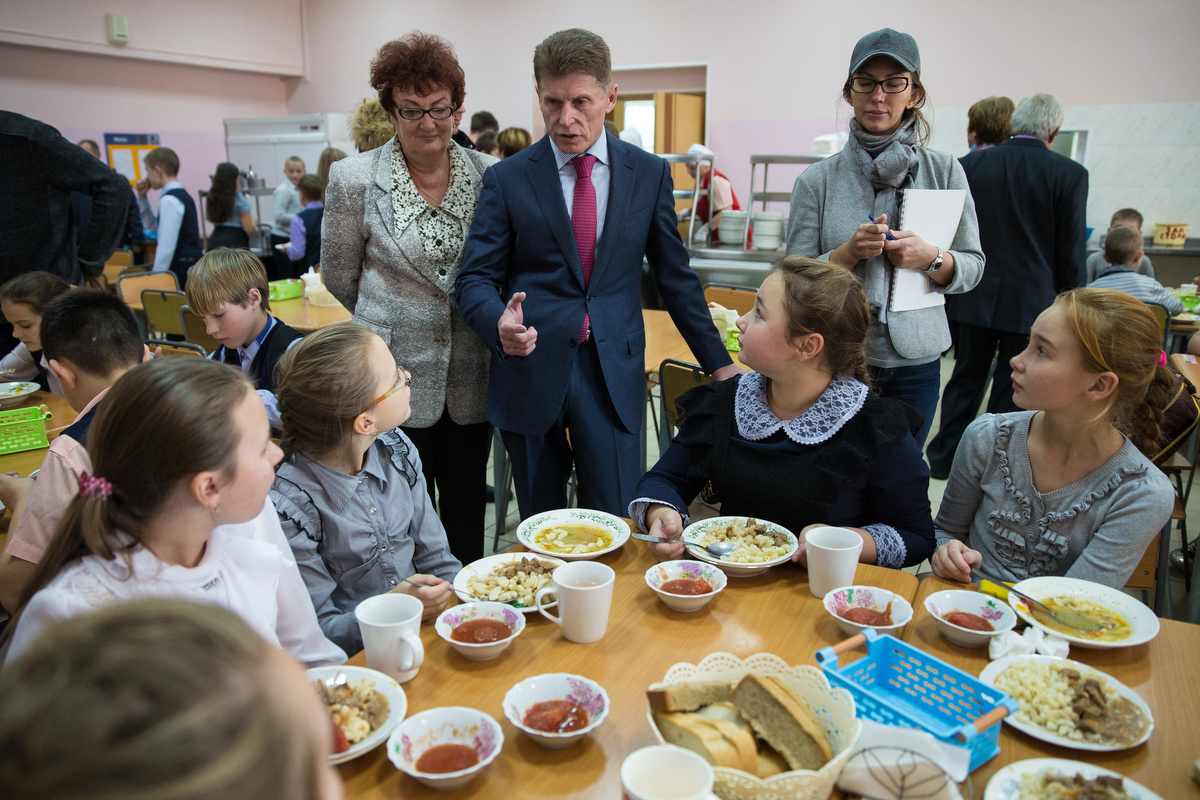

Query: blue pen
<box><xmin>868</xmin><ymin>214</ymin><xmax>896</xmax><ymax>241</ymax></box>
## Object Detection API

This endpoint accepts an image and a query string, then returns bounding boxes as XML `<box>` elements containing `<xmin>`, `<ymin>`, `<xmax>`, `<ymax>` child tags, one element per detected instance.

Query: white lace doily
<box><xmin>647</xmin><ymin>651</ymin><xmax>862</xmax><ymax>800</ymax></box>
<box><xmin>735</xmin><ymin>373</ymin><xmax>868</xmax><ymax>445</ymax></box>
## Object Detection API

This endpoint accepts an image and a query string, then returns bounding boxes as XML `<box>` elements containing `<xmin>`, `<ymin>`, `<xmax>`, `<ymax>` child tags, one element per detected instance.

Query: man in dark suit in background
<box><xmin>927</xmin><ymin>93</ymin><xmax>1088</xmax><ymax>478</ymax></box>
<box><xmin>457</xmin><ymin>28</ymin><xmax>739</xmax><ymax>518</ymax></box>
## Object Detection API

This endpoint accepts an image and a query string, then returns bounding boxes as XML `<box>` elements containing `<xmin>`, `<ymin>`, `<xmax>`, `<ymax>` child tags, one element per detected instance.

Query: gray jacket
<box><xmin>321</xmin><ymin>139</ymin><xmax>498</xmax><ymax>428</ymax></box>
<box><xmin>786</xmin><ymin>147</ymin><xmax>984</xmax><ymax>362</ymax></box>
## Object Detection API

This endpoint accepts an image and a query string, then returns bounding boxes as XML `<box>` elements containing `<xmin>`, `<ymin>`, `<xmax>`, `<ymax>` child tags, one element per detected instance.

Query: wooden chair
<box><xmin>146</xmin><ymin>339</ymin><xmax>206</xmax><ymax>357</ymax></box>
<box><xmin>658</xmin><ymin>359</ymin><xmax>714</xmax><ymax>454</ymax></box>
<box><xmin>1127</xmin><ymin>493</ymin><xmax>1185</xmax><ymax>617</ymax></box>
<box><xmin>142</xmin><ymin>290</ymin><xmax>187</xmax><ymax>339</ymax></box>
<box><xmin>179</xmin><ymin>306</ymin><xmax>220</xmax><ymax>355</ymax></box>
<box><xmin>117</xmin><ymin>271</ymin><xmax>178</xmax><ymax>310</ymax></box>
<box><xmin>102</xmin><ymin>250</ymin><xmax>137</xmax><ymax>287</ymax></box>
<box><xmin>703</xmin><ymin>283</ymin><xmax>757</xmax><ymax>316</ymax></box>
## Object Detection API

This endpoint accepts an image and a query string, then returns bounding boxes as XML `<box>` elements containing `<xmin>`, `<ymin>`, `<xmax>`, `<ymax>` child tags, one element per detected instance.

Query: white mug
<box><xmin>354</xmin><ymin>593</ymin><xmax>425</xmax><ymax>683</ymax></box>
<box><xmin>805</xmin><ymin>526</ymin><xmax>864</xmax><ymax>598</ymax></box>
<box><xmin>621</xmin><ymin>745</ymin><xmax>716</xmax><ymax>800</ymax></box>
<box><xmin>535</xmin><ymin>561</ymin><xmax>615</xmax><ymax>644</ymax></box>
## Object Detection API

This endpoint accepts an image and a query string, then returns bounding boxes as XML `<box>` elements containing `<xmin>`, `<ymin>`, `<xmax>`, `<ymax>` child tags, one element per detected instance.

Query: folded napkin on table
<box><xmin>988</xmin><ymin>625</ymin><xmax>1069</xmax><ymax>660</ymax></box>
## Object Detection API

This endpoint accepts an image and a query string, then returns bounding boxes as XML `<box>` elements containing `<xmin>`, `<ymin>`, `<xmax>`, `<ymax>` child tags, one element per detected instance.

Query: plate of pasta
<box><xmin>681</xmin><ymin>516</ymin><xmax>799</xmax><ymax>577</ymax></box>
<box><xmin>453</xmin><ymin>553</ymin><xmax>566</xmax><ymax>614</ymax></box>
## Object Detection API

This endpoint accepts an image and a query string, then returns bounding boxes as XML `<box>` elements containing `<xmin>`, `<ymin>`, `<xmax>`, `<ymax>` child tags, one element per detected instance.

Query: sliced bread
<box><xmin>654</xmin><ymin>711</ymin><xmax>741</xmax><ymax>769</ymax></box>
<box><xmin>755</xmin><ymin>740</ymin><xmax>791</xmax><ymax>778</ymax></box>
<box><xmin>694</xmin><ymin>704</ymin><xmax>757</xmax><ymax>774</ymax></box>
<box><xmin>730</xmin><ymin>674</ymin><xmax>833</xmax><ymax>772</ymax></box>
<box><xmin>647</xmin><ymin>680</ymin><xmax>732</xmax><ymax>714</ymax></box>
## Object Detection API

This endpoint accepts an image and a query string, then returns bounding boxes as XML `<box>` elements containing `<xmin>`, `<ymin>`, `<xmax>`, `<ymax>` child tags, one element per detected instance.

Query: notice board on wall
<box><xmin>103</xmin><ymin>133</ymin><xmax>160</xmax><ymax>185</ymax></box>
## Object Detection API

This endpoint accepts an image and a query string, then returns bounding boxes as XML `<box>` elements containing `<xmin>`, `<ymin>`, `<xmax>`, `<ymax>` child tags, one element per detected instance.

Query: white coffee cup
<box><xmin>621</xmin><ymin>745</ymin><xmax>715</xmax><ymax>800</ymax></box>
<box><xmin>354</xmin><ymin>593</ymin><xmax>425</xmax><ymax>683</ymax></box>
<box><xmin>535</xmin><ymin>561</ymin><xmax>615</xmax><ymax>643</ymax></box>
<box><xmin>805</xmin><ymin>526</ymin><xmax>864</xmax><ymax>598</ymax></box>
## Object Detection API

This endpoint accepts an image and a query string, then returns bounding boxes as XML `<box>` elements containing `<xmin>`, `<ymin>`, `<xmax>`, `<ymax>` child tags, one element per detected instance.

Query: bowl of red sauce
<box><xmin>435</xmin><ymin>602</ymin><xmax>526</xmax><ymax>661</ymax></box>
<box><xmin>386</xmin><ymin>706</ymin><xmax>503</xmax><ymax>790</ymax></box>
<box><xmin>503</xmin><ymin>673</ymin><xmax>609</xmax><ymax>749</ymax></box>
<box><xmin>823</xmin><ymin>585</ymin><xmax>913</xmax><ymax>637</ymax></box>
<box><xmin>924</xmin><ymin>589</ymin><xmax>1016</xmax><ymax>647</ymax></box>
<box><xmin>643</xmin><ymin>560</ymin><xmax>728</xmax><ymax>612</ymax></box>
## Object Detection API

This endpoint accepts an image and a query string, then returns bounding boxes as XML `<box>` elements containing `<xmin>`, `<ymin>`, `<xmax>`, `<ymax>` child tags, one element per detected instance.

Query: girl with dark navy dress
<box><xmin>631</xmin><ymin>257</ymin><xmax>935</xmax><ymax>569</ymax></box>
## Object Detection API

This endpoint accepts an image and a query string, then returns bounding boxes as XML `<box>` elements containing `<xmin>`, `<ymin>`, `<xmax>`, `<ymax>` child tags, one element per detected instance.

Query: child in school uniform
<box><xmin>284</xmin><ymin>174</ymin><xmax>325</xmax><ymax>274</ymax></box>
<box><xmin>271</xmin><ymin>322</ymin><xmax>460</xmax><ymax>654</ymax></box>
<box><xmin>3</xmin><ymin>357</ymin><xmax>345</xmax><ymax>668</ymax></box>
<box><xmin>0</xmin><ymin>291</ymin><xmax>146</xmax><ymax>613</ymax></box>
<box><xmin>1087</xmin><ymin>225</ymin><xmax>1182</xmax><ymax>314</ymax></box>
<box><xmin>184</xmin><ymin>248</ymin><xmax>302</xmax><ymax>394</ymax></box>
<box><xmin>271</xmin><ymin>155</ymin><xmax>306</xmax><ymax>252</ymax></box>
<box><xmin>0</xmin><ymin>272</ymin><xmax>72</xmax><ymax>394</ymax></box>
<box><xmin>135</xmin><ymin>147</ymin><xmax>204</xmax><ymax>287</ymax></box>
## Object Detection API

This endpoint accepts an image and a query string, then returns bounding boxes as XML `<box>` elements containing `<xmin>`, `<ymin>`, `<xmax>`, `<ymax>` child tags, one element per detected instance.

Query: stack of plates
<box><xmin>753</xmin><ymin>212</ymin><xmax>785</xmax><ymax>251</ymax></box>
<box><xmin>717</xmin><ymin>210</ymin><xmax>747</xmax><ymax>248</ymax></box>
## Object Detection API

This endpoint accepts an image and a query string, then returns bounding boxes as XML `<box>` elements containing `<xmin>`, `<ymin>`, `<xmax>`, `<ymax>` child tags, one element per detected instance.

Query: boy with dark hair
<box><xmin>282</xmin><ymin>174</ymin><xmax>325</xmax><ymax>275</ymax></box>
<box><xmin>1086</xmin><ymin>207</ymin><xmax>1155</xmax><ymax>282</ymax></box>
<box><xmin>0</xmin><ymin>290</ymin><xmax>147</xmax><ymax>612</ymax></box>
<box><xmin>135</xmin><ymin>147</ymin><xmax>204</xmax><ymax>286</ymax></box>
<box><xmin>1088</xmin><ymin>225</ymin><xmax>1181</xmax><ymax>314</ymax></box>
<box><xmin>469</xmin><ymin>110</ymin><xmax>499</xmax><ymax>142</ymax></box>
<box><xmin>185</xmin><ymin>248</ymin><xmax>301</xmax><ymax>393</ymax></box>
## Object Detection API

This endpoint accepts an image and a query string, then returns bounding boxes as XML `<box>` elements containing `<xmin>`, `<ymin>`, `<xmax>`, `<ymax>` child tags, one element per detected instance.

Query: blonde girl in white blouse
<box><xmin>4</xmin><ymin>357</ymin><xmax>345</xmax><ymax>667</ymax></box>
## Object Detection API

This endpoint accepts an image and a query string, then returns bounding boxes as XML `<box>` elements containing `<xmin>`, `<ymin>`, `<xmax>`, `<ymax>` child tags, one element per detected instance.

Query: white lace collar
<box><xmin>735</xmin><ymin>372</ymin><xmax>868</xmax><ymax>445</ymax></box>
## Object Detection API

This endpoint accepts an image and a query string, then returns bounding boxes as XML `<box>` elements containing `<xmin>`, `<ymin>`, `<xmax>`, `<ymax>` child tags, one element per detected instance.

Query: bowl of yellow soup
<box><xmin>1006</xmin><ymin>576</ymin><xmax>1160</xmax><ymax>649</ymax></box>
<box><xmin>516</xmin><ymin>509</ymin><xmax>630</xmax><ymax>561</ymax></box>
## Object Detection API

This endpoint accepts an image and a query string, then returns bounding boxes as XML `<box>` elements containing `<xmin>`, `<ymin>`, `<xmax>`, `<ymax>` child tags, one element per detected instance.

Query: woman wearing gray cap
<box><xmin>786</xmin><ymin>28</ymin><xmax>983</xmax><ymax>450</ymax></box>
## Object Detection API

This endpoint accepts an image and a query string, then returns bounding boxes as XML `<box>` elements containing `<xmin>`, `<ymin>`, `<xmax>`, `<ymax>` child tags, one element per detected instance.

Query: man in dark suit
<box><xmin>457</xmin><ymin>28</ymin><xmax>739</xmax><ymax>518</ymax></box>
<box><xmin>927</xmin><ymin>93</ymin><xmax>1088</xmax><ymax>478</ymax></box>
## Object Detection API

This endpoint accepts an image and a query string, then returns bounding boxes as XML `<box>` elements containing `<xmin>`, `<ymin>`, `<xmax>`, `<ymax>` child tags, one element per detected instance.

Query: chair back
<box><xmin>117</xmin><ymin>272</ymin><xmax>178</xmax><ymax>308</ymax></box>
<box><xmin>1124</xmin><ymin>536</ymin><xmax>1159</xmax><ymax>590</ymax></box>
<box><xmin>703</xmin><ymin>283</ymin><xmax>757</xmax><ymax>316</ymax></box>
<box><xmin>142</xmin><ymin>290</ymin><xmax>187</xmax><ymax>338</ymax></box>
<box><xmin>1145</xmin><ymin>302</ymin><xmax>1170</xmax><ymax>353</ymax></box>
<box><xmin>103</xmin><ymin>250</ymin><xmax>136</xmax><ymax>285</ymax></box>
<box><xmin>180</xmin><ymin>305</ymin><xmax>220</xmax><ymax>355</ymax></box>
<box><xmin>659</xmin><ymin>359</ymin><xmax>714</xmax><ymax>442</ymax></box>
<box><xmin>146</xmin><ymin>339</ymin><xmax>206</xmax><ymax>358</ymax></box>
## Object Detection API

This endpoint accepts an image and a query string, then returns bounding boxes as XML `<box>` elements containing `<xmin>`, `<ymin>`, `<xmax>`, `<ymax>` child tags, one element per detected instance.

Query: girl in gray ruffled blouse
<box><xmin>932</xmin><ymin>288</ymin><xmax>1175</xmax><ymax>587</ymax></box>
<box><xmin>270</xmin><ymin>322</ymin><xmax>461</xmax><ymax>655</ymax></box>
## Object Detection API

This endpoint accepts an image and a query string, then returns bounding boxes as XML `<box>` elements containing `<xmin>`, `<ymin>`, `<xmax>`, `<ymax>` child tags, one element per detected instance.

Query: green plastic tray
<box><xmin>268</xmin><ymin>279</ymin><xmax>304</xmax><ymax>301</ymax></box>
<box><xmin>0</xmin><ymin>404</ymin><xmax>53</xmax><ymax>456</ymax></box>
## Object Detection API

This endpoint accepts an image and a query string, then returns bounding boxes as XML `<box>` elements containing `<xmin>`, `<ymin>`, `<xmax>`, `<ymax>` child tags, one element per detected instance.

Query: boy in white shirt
<box><xmin>134</xmin><ymin>147</ymin><xmax>203</xmax><ymax>287</ymax></box>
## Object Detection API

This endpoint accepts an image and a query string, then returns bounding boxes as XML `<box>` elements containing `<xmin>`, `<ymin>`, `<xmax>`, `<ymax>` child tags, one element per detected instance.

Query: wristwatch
<box><xmin>924</xmin><ymin>249</ymin><xmax>944</xmax><ymax>274</ymax></box>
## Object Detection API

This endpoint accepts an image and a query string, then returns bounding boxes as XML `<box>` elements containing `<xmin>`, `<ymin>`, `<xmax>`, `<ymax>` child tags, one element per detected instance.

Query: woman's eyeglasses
<box><xmin>363</xmin><ymin>366</ymin><xmax>411</xmax><ymax>412</ymax></box>
<box><xmin>394</xmin><ymin>106</ymin><xmax>456</xmax><ymax>121</ymax></box>
<box><xmin>849</xmin><ymin>76</ymin><xmax>912</xmax><ymax>94</ymax></box>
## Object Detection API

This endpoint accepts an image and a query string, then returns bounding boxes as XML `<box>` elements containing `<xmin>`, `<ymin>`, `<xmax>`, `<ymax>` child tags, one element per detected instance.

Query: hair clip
<box><xmin>1157</xmin><ymin>350</ymin><xmax>1168</xmax><ymax>368</ymax></box>
<box><xmin>78</xmin><ymin>471</ymin><xmax>113</xmax><ymax>502</ymax></box>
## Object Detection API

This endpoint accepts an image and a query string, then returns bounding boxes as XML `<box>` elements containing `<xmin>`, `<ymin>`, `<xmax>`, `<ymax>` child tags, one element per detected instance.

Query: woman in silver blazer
<box><xmin>321</xmin><ymin>32</ymin><xmax>498</xmax><ymax>563</ymax></box>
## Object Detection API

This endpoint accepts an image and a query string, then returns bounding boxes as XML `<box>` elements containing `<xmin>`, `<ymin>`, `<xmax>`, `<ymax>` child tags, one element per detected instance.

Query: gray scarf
<box><xmin>845</xmin><ymin>117</ymin><xmax>919</xmax><ymax>323</ymax></box>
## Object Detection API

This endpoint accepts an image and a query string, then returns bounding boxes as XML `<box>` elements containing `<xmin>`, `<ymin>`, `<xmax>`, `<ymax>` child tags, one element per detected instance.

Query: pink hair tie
<box><xmin>1158</xmin><ymin>350</ymin><xmax>1168</xmax><ymax>368</ymax></box>
<box><xmin>78</xmin><ymin>471</ymin><xmax>113</xmax><ymax>501</ymax></box>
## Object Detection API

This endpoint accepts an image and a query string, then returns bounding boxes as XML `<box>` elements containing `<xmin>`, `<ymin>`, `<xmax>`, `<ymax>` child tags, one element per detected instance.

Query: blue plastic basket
<box><xmin>814</xmin><ymin>629</ymin><xmax>1017</xmax><ymax>772</ymax></box>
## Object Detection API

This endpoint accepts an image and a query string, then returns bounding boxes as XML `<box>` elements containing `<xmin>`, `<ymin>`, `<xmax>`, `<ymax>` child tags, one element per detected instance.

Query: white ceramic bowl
<box><xmin>681</xmin><ymin>516</ymin><xmax>799</xmax><ymax>578</ymax></box>
<box><xmin>823</xmin><ymin>585</ymin><xmax>913</xmax><ymax>637</ymax></box>
<box><xmin>643</xmin><ymin>560</ymin><xmax>727</xmax><ymax>612</ymax></box>
<box><xmin>502</xmin><ymin>673</ymin><xmax>609</xmax><ymax>749</ymax></box>
<box><xmin>1006</xmin><ymin>576</ymin><xmax>1160</xmax><ymax>649</ymax></box>
<box><xmin>434</xmin><ymin>602</ymin><xmax>525</xmax><ymax>661</ymax></box>
<box><xmin>387</xmin><ymin>706</ymin><xmax>503</xmax><ymax>791</ymax></box>
<box><xmin>516</xmin><ymin>508</ymin><xmax>630</xmax><ymax>560</ymax></box>
<box><xmin>452</xmin><ymin>552</ymin><xmax>566</xmax><ymax>614</ymax></box>
<box><xmin>0</xmin><ymin>382</ymin><xmax>39</xmax><ymax>408</ymax></box>
<box><xmin>307</xmin><ymin>665</ymin><xmax>408</xmax><ymax>765</ymax></box>
<box><xmin>925</xmin><ymin>589</ymin><xmax>1017</xmax><ymax>648</ymax></box>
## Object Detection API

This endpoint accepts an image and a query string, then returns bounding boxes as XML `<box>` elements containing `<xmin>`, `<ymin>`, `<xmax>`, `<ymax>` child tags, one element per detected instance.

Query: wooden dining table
<box><xmin>642</xmin><ymin>308</ymin><xmax>743</xmax><ymax>374</ymax></box>
<box><xmin>272</xmin><ymin>297</ymin><xmax>352</xmax><ymax>333</ymax></box>
<box><xmin>339</xmin><ymin>537</ymin><xmax>917</xmax><ymax>799</ymax></box>
<box><xmin>902</xmin><ymin>576</ymin><xmax>1200</xmax><ymax>800</ymax></box>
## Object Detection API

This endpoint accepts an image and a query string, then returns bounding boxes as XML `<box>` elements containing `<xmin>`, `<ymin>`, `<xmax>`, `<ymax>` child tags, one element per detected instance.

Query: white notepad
<box><xmin>889</xmin><ymin>188</ymin><xmax>967</xmax><ymax>313</ymax></box>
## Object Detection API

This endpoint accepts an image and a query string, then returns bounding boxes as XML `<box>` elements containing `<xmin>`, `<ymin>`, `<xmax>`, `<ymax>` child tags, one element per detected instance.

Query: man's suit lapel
<box><xmin>527</xmin><ymin>138</ymin><xmax>585</xmax><ymax>289</ymax></box>
<box><xmin>590</xmin><ymin>132</ymin><xmax>633</xmax><ymax>290</ymax></box>
<box><xmin>372</xmin><ymin>141</ymin><xmax>430</xmax><ymax>275</ymax></box>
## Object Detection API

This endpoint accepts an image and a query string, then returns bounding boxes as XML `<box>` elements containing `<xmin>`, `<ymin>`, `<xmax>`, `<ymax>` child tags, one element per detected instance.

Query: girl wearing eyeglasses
<box><xmin>321</xmin><ymin>32</ymin><xmax>498</xmax><ymax>568</ymax></box>
<box><xmin>786</xmin><ymin>28</ymin><xmax>984</xmax><ymax>451</ymax></box>
<box><xmin>270</xmin><ymin>322</ymin><xmax>461</xmax><ymax>656</ymax></box>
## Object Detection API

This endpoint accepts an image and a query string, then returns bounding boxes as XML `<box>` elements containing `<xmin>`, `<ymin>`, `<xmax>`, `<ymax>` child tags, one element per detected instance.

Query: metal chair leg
<box><xmin>492</xmin><ymin>432</ymin><xmax>511</xmax><ymax>553</ymax></box>
<box><xmin>1154</xmin><ymin>519</ymin><xmax>1173</xmax><ymax>618</ymax></box>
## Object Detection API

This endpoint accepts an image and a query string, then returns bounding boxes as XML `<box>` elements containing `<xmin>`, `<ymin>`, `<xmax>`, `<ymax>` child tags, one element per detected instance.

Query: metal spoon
<box><xmin>977</xmin><ymin>572</ymin><xmax>1105</xmax><ymax>633</ymax></box>
<box><xmin>630</xmin><ymin>532</ymin><xmax>738</xmax><ymax>559</ymax></box>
